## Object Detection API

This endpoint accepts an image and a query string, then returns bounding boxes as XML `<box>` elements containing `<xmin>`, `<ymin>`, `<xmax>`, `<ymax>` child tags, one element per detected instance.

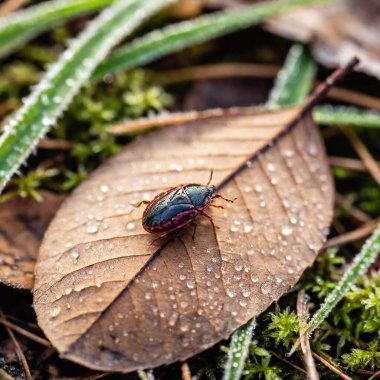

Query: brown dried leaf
<box><xmin>266</xmin><ymin>0</ymin><xmax>380</xmax><ymax>79</ymax></box>
<box><xmin>0</xmin><ymin>192</ymin><xmax>64</xmax><ymax>289</ymax></box>
<box><xmin>33</xmin><ymin>107</ymin><xmax>333</xmax><ymax>372</ymax></box>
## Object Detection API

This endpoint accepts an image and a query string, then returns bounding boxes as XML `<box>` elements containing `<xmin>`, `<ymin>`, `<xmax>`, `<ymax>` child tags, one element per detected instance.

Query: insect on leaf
<box><xmin>0</xmin><ymin>192</ymin><xmax>64</xmax><ymax>289</ymax></box>
<box><xmin>33</xmin><ymin>105</ymin><xmax>334</xmax><ymax>372</ymax></box>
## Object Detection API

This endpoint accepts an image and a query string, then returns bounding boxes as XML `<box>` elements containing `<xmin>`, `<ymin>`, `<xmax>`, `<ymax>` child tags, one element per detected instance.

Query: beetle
<box><xmin>131</xmin><ymin>172</ymin><xmax>235</xmax><ymax>240</ymax></box>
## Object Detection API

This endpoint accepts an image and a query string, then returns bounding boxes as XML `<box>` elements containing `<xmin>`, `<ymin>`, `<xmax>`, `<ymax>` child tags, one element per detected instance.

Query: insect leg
<box><xmin>126</xmin><ymin>200</ymin><xmax>150</xmax><ymax>215</ymax></box>
<box><xmin>200</xmin><ymin>211</ymin><xmax>220</xmax><ymax>231</ymax></box>
<box><xmin>150</xmin><ymin>232</ymin><xmax>168</xmax><ymax>246</ymax></box>
<box><xmin>213</xmin><ymin>194</ymin><xmax>237</xmax><ymax>203</ymax></box>
<box><xmin>190</xmin><ymin>221</ymin><xmax>197</xmax><ymax>241</ymax></box>
<box><xmin>206</xmin><ymin>169</ymin><xmax>214</xmax><ymax>186</ymax></box>
<box><xmin>210</xmin><ymin>204</ymin><xmax>224</xmax><ymax>209</ymax></box>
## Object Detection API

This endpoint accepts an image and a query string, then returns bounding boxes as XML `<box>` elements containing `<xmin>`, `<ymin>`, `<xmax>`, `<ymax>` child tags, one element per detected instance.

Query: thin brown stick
<box><xmin>327</xmin><ymin>86</ymin><xmax>380</xmax><ymax>111</ymax></box>
<box><xmin>77</xmin><ymin>373</ymin><xmax>111</xmax><ymax>380</ymax></box>
<box><xmin>161</xmin><ymin>63</ymin><xmax>380</xmax><ymax>111</ymax></box>
<box><xmin>217</xmin><ymin>57</ymin><xmax>360</xmax><ymax>191</ymax></box>
<box><xmin>0</xmin><ymin>0</ymin><xmax>30</xmax><ymax>17</ymax></box>
<box><xmin>181</xmin><ymin>362</ymin><xmax>191</xmax><ymax>380</ymax></box>
<box><xmin>108</xmin><ymin>107</ymin><xmax>255</xmax><ymax>135</ymax></box>
<box><xmin>0</xmin><ymin>317</ymin><xmax>51</xmax><ymax>347</ymax></box>
<box><xmin>312</xmin><ymin>352</ymin><xmax>353</xmax><ymax>380</ymax></box>
<box><xmin>329</xmin><ymin>156</ymin><xmax>368</xmax><ymax>172</ymax></box>
<box><xmin>335</xmin><ymin>193</ymin><xmax>371</xmax><ymax>224</ymax></box>
<box><xmin>325</xmin><ymin>218</ymin><xmax>380</xmax><ymax>248</ymax></box>
<box><xmin>0</xmin><ymin>368</ymin><xmax>15</xmax><ymax>380</ymax></box>
<box><xmin>38</xmin><ymin>138</ymin><xmax>74</xmax><ymax>150</ymax></box>
<box><xmin>0</xmin><ymin>311</ymin><xmax>33</xmax><ymax>380</ymax></box>
<box><xmin>342</xmin><ymin>128</ymin><xmax>380</xmax><ymax>187</ymax></box>
<box><xmin>297</xmin><ymin>291</ymin><xmax>319</xmax><ymax>380</ymax></box>
<box><xmin>160</xmin><ymin>63</ymin><xmax>280</xmax><ymax>84</ymax></box>
<box><xmin>269</xmin><ymin>350</ymin><xmax>307</xmax><ymax>375</ymax></box>
<box><xmin>369</xmin><ymin>370</ymin><xmax>380</xmax><ymax>380</ymax></box>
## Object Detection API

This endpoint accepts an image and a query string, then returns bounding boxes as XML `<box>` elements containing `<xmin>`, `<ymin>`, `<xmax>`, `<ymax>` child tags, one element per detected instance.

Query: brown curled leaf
<box><xmin>0</xmin><ymin>192</ymin><xmax>64</xmax><ymax>289</ymax></box>
<box><xmin>266</xmin><ymin>0</ymin><xmax>380</xmax><ymax>79</ymax></box>
<box><xmin>33</xmin><ymin>105</ymin><xmax>333</xmax><ymax>372</ymax></box>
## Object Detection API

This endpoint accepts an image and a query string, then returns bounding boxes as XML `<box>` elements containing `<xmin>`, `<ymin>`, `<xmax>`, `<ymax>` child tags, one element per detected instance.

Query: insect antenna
<box><xmin>206</xmin><ymin>169</ymin><xmax>214</xmax><ymax>186</ymax></box>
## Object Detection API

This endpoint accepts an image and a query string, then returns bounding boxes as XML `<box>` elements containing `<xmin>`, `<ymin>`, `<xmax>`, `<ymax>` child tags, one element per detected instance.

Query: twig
<box><xmin>0</xmin><ymin>368</ymin><xmax>15</xmax><ymax>380</ymax></box>
<box><xmin>269</xmin><ymin>350</ymin><xmax>307</xmax><ymax>375</ymax></box>
<box><xmin>327</xmin><ymin>87</ymin><xmax>380</xmax><ymax>111</ymax></box>
<box><xmin>335</xmin><ymin>193</ymin><xmax>371</xmax><ymax>224</ymax></box>
<box><xmin>160</xmin><ymin>63</ymin><xmax>280</xmax><ymax>84</ymax></box>
<box><xmin>38</xmin><ymin>138</ymin><xmax>74</xmax><ymax>150</ymax></box>
<box><xmin>0</xmin><ymin>0</ymin><xmax>30</xmax><ymax>17</ymax></box>
<box><xmin>325</xmin><ymin>218</ymin><xmax>380</xmax><ymax>248</ymax></box>
<box><xmin>342</xmin><ymin>128</ymin><xmax>380</xmax><ymax>187</ymax></box>
<box><xmin>217</xmin><ymin>57</ymin><xmax>360</xmax><ymax>191</ymax></box>
<box><xmin>329</xmin><ymin>156</ymin><xmax>368</xmax><ymax>172</ymax></box>
<box><xmin>312</xmin><ymin>352</ymin><xmax>352</xmax><ymax>380</ymax></box>
<box><xmin>0</xmin><ymin>311</ymin><xmax>33</xmax><ymax>380</ymax></box>
<box><xmin>181</xmin><ymin>362</ymin><xmax>191</xmax><ymax>380</ymax></box>
<box><xmin>0</xmin><ymin>317</ymin><xmax>50</xmax><ymax>347</ymax></box>
<box><xmin>297</xmin><ymin>291</ymin><xmax>319</xmax><ymax>380</ymax></box>
<box><xmin>368</xmin><ymin>370</ymin><xmax>380</xmax><ymax>380</ymax></box>
<box><xmin>108</xmin><ymin>107</ymin><xmax>255</xmax><ymax>135</ymax></box>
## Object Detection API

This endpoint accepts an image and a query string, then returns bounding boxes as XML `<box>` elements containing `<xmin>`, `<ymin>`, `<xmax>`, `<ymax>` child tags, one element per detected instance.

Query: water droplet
<box><xmin>126</xmin><ymin>222</ymin><xmax>135</xmax><ymax>230</ymax></box>
<box><xmin>234</xmin><ymin>260</ymin><xmax>244</xmax><ymax>272</ymax></box>
<box><xmin>267</xmin><ymin>162</ymin><xmax>276</xmax><ymax>172</ymax></box>
<box><xmin>261</xmin><ymin>282</ymin><xmax>271</xmax><ymax>295</ymax></box>
<box><xmin>259</xmin><ymin>200</ymin><xmax>266</xmax><ymax>208</ymax></box>
<box><xmin>71</xmin><ymin>250</ymin><xmax>80</xmax><ymax>260</ymax></box>
<box><xmin>64</xmin><ymin>287</ymin><xmax>72</xmax><ymax>295</ymax></box>
<box><xmin>186</xmin><ymin>280</ymin><xmax>195</xmax><ymax>289</ymax></box>
<box><xmin>281</xmin><ymin>225</ymin><xmax>293</xmax><ymax>236</ymax></box>
<box><xmin>50</xmin><ymin>306</ymin><xmax>61</xmax><ymax>317</ymax></box>
<box><xmin>86</xmin><ymin>225</ymin><xmax>98</xmax><ymax>234</ymax></box>
<box><xmin>227</xmin><ymin>287</ymin><xmax>237</xmax><ymax>298</ymax></box>
<box><xmin>100</xmin><ymin>184</ymin><xmax>110</xmax><ymax>193</ymax></box>
<box><xmin>251</xmin><ymin>273</ymin><xmax>259</xmax><ymax>283</ymax></box>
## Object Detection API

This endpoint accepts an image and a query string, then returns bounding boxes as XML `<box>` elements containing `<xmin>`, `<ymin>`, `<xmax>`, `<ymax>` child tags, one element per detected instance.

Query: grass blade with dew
<box><xmin>223</xmin><ymin>319</ymin><xmax>257</xmax><ymax>380</ymax></box>
<box><xmin>267</xmin><ymin>44</ymin><xmax>316</xmax><ymax>109</ymax></box>
<box><xmin>222</xmin><ymin>44</ymin><xmax>317</xmax><ymax>380</ymax></box>
<box><xmin>306</xmin><ymin>227</ymin><xmax>380</xmax><ymax>336</ymax></box>
<box><xmin>314</xmin><ymin>105</ymin><xmax>380</xmax><ymax>129</ymax></box>
<box><xmin>0</xmin><ymin>0</ymin><xmax>115</xmax><ymax>58</ymax></box>
<box><xmin>93</xmin><ymin>0</ymin><xmax>334</xmax><ymax>81</ymax></box>
<box><xmin>0</xmin><ymin>0</ymin><xmax>175</xmax><ymax>193</ymax></box>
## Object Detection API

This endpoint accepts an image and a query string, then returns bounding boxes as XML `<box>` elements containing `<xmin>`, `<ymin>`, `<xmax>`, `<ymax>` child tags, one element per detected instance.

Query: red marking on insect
<box><xmin>130</xmin><ymin>171</ymin><xmax>235</xmax><ymax>240</ymax></box>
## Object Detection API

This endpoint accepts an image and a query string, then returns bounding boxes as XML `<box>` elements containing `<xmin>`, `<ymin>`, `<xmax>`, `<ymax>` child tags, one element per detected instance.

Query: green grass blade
<box><xmin>223</xmin><ymin>319</ymin><xmax>257</xmax><ymax>380</ymax></box>
<box><xmin>267</xmin><ymin>44</ymin><xmax>316</xmax><ymax>109</ymax></box>
<box><xmin>222</xmin><ymin>45</ymin><xmax>316</xmax><ymax>380</ymax></box>
<box><xmin>0</xmin><ymin>0</ymin><xmax>174</xmax><ymax>193</ymax></box>
<box><xmin>93</xmin><ymin>0</ymin><xmax>333</xmax><ymax>80</ymax></box>
<box><xmin>0</xmin><ymin>0</ymin><xmax>115</xmax><ymax>58</ymax></box>
<box><xmin>307</xmin><ymin>227</ymin><xmax>380</xmax><ymax>335</ymax></box>
<box><xmin>314</xmin><ymin>105</ymin><xmax>380</xmax><ymax>128</ymax></box>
